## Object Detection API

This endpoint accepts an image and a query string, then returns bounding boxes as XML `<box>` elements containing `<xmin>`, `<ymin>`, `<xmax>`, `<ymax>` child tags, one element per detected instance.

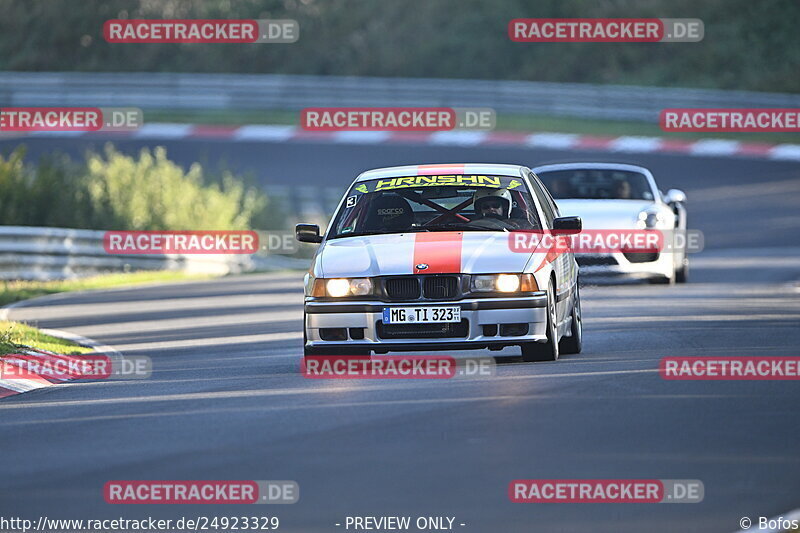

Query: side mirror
<box><xmin>664</xmin><ymin>189</ymin><xmax>687</xmax><ymax>204</ymax></box>
<box><xmin>296</xmin><ymin>223</ymin><xmax>322</xmax><ymax>244</ymax></box>
<box><xmin>552</xmin><ymin>216</ymin><xmax>582</xmax><ymax>235</ymax></box>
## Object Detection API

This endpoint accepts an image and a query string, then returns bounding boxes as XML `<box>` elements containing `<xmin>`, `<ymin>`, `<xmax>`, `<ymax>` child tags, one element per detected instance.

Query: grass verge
<box><xmin>0</xmin><ymin>320</ymin><xmax>93</xmax><ymax>356</ymax></box>
<box><xmin>144</xmin><ymin>109</ymin><xmax>800</xmax><ymax>145</ymax></box>
<box><xmin>0</xmin><ymin>271</ymin><xmax>215</xmax><ymax>308</ymax></box>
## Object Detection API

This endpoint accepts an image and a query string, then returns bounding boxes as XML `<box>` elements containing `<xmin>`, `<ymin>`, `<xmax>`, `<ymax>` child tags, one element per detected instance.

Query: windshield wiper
<box><xmin>330</xmin><ymin>228</ymin><xmax>430</xmax><ymax>239</ymax></box>
<box><xmin>328</xmin><ymin>230</ymin><xmax>388</xmax><ymax>239</ymax></box>
<box><xmin>423</xmin><ymin>223</ymin><xmax>486</xmax><ymax>231</ymax></box>
<box><xmin>330</xmin><ymin>223</ymin><xmax>498</xmax><ymax>239</ymax></box>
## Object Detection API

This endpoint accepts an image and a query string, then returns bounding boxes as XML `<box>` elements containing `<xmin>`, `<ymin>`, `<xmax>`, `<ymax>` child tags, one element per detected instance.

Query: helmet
<box><xmin>473</xmin><ymin>188</ymin><xmax>512</xmax><ymax>219</ymax></box>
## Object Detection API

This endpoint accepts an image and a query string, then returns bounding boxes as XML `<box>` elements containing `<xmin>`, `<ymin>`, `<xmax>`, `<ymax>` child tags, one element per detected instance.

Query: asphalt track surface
<box><xmin>1</xmin><ymin>136</ymin><xmax>800</xmax><ymax>533</ymax></box>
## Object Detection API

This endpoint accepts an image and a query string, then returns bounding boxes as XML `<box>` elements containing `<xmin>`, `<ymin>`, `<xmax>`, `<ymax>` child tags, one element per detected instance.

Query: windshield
<box><xmin>537</xmin><ymin>169</ymin><xmax>655</xmax><ymax>201</ymax></box>
<box><xmin>328</xmin><ymin>174</ymin><xmax>542</xmax><ymax>238</ymax></box>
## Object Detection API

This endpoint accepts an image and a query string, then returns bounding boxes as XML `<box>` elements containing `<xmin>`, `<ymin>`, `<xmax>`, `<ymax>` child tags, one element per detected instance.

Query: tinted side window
<box><xmin>528</xmin><ymin>172</ymin><xmax>555</xmax><ymax>227</ymax></box>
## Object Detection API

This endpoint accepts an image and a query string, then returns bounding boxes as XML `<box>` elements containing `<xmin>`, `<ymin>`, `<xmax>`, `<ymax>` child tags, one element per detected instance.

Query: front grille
<box><xmin>423</xmin><ymin>276</ymin><xmax>459</xmax><ymax>299</ymax></box>
<box><xmin>377</xmin><ymin>319</ymin><xmax>469</xmax><ymax>339</ymax></box>
<box><xmin>577</xmin><ymin>256</ymin><xmax>618</xmax><ymax>267</ymax></box>
<box><xmin>385</xmin><ymin>277</ymin><xmax>421</xmax><ymax>300</ymax></box>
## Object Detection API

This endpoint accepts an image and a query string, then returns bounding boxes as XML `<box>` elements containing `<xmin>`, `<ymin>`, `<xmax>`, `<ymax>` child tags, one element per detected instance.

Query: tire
<box><xmin>521</xmin><ymin>280</ymin><xmax>559</xmax><ymax>362</ymax></box>
<box><xmin>649</xmin><ymin>273</ymin><xmax>674</xmax><ymax>285</ymax></box>
<box><xmin>675</xmin><ymin>255</ymin><xmax>689</xmax><ymax>283</ymax></box>
<box><xmin>559</xmin><ymin>284</ymin><xmax>582</xmax><ymax>355</ymax></box>
<box><xmin>303</xmin><ymin>310</ymin><xmax>310</xmax><ymax>355</ymax></box>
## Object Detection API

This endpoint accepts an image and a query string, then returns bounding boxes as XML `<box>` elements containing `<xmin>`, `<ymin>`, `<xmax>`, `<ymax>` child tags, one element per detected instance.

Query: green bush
<box><xmin>0</xmin><ymin>148</ymin><xmax>91</xmax><ymax>228</ymax></box>
<box><xmin>0</xmin><ymin>145</ymin><xmax>277</xmax><ymax>231</ymax></box>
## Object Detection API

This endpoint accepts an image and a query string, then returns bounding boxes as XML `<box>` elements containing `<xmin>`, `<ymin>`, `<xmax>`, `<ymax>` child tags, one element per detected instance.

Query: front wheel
<box><xmin>559</xmin><ymin>284</ymin><xmax>582</xmax><ymax>354</ymax></box>
<box><xmin>521</xmin><ymin>281</ymin><xmax>559</xmax><ymax>362</ymax></box>
<box><xmin>649</xmin><ymin>272</ymin><xmax>675</xmax><ymax>285</ymax></box>
<box><xmin>675</xmin><ymin>255</ymin><xmax>689</xmax><ymax>283</ymax></box>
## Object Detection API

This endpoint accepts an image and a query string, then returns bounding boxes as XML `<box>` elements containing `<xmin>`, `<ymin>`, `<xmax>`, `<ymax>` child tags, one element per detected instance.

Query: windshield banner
<box><xmin>354</xmin><ymin>175</ymin><xmax>523</xmax><ymax>192</ymax></box>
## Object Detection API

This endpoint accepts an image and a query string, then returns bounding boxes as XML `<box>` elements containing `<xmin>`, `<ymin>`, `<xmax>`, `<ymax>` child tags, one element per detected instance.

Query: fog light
<box><xmin>320</xmin><ymin>328</ymin><xmax>347</xmax><ymax>341</ymax></box>
<box><xmin>482</xmin><ymin>324</ymin><xmax>498</xmax><ymax>337</ymax></box>
<box><xmin>500</xmin><ymin>323</ymin><xmax>529</xmax><ymax>336</ymax></box>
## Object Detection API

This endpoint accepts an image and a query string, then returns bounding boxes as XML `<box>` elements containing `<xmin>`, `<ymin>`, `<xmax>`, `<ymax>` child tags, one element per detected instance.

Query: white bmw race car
<box><xmin>296</xmin><ymin>164</ymin><xmax>582</xmax><ymax>362</ymax></box>
<box><xmin>532</xmin><ymin>162</ymin><xmax>689</xmax><ymax>284</ymax></box>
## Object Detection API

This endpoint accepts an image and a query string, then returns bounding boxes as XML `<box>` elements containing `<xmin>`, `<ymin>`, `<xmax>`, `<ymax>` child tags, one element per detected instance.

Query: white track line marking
<box><xmin>690</xmin><ymin>139</ymin><xmax>741</xmax><ymax>156</ymax></box>
<box><xmin>332</xmin><ymin>131</ymin><xmax>391</xmax><ymax>144</ymax></box>
<box><xmin>610</xmin><ymin>136</ymin><xmax>664</xmax><ymax>153</ymax></box>
<box><xmin>233</xmin><ymin>125</ymin><xmax>296</xmax><ymax>141</ymax></box>
<box><xmin>131</xmin><ymin>123</ymin><xmax>193</xmax><ymax>139</ymax></box>
<box><xmin>525</xmin><ymin>132</ymin><xmax>579</xmax><ymax>149</ymax></box>
<box><xmin>769</xmin><ymin>144</ymin><xmax>800</xmax><ymax>161</ymax></box>
<box><xmin>428</xmin><ymin>131</ymin><xmax>488</xmax><ymax>146</ymax></box>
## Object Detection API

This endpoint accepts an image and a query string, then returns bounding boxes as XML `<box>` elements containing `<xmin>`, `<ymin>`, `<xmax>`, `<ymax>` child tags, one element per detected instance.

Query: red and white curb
<box><xmin>0</xmin><ymin>346</ymin><xmax>95</xmax><ymax>398</ymax></box>
<box><xmin>3</xmin><ymin>123</ymin><xmax>799</xmax><ymax>161</ymax></box>
<box><xmin>1</xmin><ymin>298</ymin><xmax>122</xmax><ymax>399</ymax></box>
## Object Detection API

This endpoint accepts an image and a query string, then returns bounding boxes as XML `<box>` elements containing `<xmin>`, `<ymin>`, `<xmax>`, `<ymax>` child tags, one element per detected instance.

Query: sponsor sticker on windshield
<box><xmin>354</xmin><ymin>175</ymin><xmax>520</xmax><ymax>192</ymax></box>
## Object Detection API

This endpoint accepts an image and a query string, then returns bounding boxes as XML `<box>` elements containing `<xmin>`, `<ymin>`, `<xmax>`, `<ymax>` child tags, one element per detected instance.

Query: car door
<box><xmin>528</xmin><ymin>171</ymin><xmax>575</xmax><ymax>329</ymax></box>
<box><xmin>547</xmin><ymin>188</ymin><xmax>579</xmax><ymax>327</ymax></box>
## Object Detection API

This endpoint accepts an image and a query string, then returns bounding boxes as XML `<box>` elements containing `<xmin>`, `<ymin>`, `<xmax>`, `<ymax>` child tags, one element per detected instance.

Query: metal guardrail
<box><xmin>0</xmin><ymin>225</ymin><xmax>307</xmax><ymax>281</ymax></box>
<box><xmin>2</xmin><ymin>72</ymin><xmax>799</xmax><ymax>122</ymax></box>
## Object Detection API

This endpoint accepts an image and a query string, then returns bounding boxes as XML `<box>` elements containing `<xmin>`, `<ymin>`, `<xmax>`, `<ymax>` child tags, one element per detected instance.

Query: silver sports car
<box><xmin>296</xmin><ymin>163</ymin><xmax>582</xmax><ymax>362</ymax></box>
<box><xmin>532</xmin><ymin>162</ymin><xmax>689</xmax><ymax>284</ymax></box>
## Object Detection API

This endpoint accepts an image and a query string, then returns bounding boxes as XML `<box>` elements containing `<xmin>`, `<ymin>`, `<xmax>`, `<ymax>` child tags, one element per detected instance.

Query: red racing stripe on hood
<box><xmin>533</xmin><ymin>236</ymin><xmax>571</xmax><ymax>272</ymax></box>
<box><xmin>413</xmin><ymin>232</ymin><xmax>463</xmax><ymax>274</ymax></box>
<box><xmin>534</xmin><ymin>249</ymin><xmax>561</xmax><ymax>272</ymax></box>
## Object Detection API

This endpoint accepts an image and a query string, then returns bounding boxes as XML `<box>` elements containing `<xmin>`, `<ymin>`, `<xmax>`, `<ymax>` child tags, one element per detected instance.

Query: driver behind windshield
<box><xmin>473</xmin><ymin>188</ymin><xmax>512</xmax><ymax>219</ymax></box>
<box><xmin>468</xmin><ymin>188</ymin><xmax>521</xmax><ymax>229</ymax></box>
<box><xmin>614</xmin><ymin>180</ymin><xmax>632</xmax><ymax>199</ymax></box>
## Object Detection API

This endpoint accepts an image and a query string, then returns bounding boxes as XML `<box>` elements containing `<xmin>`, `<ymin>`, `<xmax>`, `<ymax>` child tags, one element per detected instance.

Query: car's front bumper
<box><xmin>576</xmin><ymin>252</ymin><xmax>673</xmax><ymax>279</ymax></box>
<box><xmin>305</xmin><ymin>295</ymin><xmax>548</xmax><ymax>351</ymax></box>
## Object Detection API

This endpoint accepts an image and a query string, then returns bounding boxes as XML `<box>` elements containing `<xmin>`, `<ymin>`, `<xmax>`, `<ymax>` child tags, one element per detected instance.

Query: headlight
<box><xmin>471</xmin><ymin>274</ymin><xmax>538</xmax><ymax>293</ymax></box>
<box><xmin>472</xmin><ymin>275</ymin><xmax>497</xmax><ymax>292</ymax></box>
<box><xmin>496</xmin><ymin>274</ymin><xmax>520</xmax><ymax>292</ymax></box>
<box><xmin>326</xmin><ymin>279</ymin><xmax>351</xmax><ymax>297</ymax></box>
<box><xmin>637</xmin><ymin>210</ymin><xmax>663</xmax><ymax>229</ymax></box>
<box><xmin>312</xmin><ymin>278</ymin><xmax>373</xmax><ymax>297</ymax></box>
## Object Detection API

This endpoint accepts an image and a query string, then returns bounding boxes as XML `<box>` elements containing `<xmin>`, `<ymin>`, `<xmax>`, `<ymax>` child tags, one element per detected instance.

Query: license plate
<box><xmin>383</xmin><ymin>306</ymin><xmax>461</xmax><ymax>324</ymax></box>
